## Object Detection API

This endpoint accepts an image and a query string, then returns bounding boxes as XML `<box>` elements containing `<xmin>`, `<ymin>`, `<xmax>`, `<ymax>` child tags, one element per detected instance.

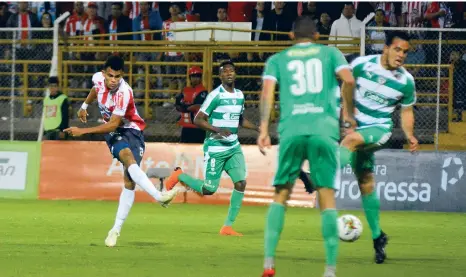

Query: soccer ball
<box><xmin>337</xmin><ymin>214</ymin><xmax>363</xmax><ymax>242</ymax></box>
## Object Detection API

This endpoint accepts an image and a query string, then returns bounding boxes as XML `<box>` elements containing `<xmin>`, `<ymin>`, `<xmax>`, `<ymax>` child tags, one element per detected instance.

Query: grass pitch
<box><xmin>1</xmin><ymin>199</ymin><xmax>465</xmax><ymax>277</ymax></box>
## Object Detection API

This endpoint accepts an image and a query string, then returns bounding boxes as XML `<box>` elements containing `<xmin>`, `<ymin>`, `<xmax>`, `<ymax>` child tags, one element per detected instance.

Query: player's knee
<box><xmin>234</xmin><ymin>180</ymin><xmax>246</xmax><ymax>192</ymax></box>
<box><xmin>202</xmin><ymin>187</ymin><xmax>216</xmax><ymax>195</ymax></box>
<box><xmin>274</xmin><ymin>184</ymin><xmax>292</xmax><ymax>204</ymax></box>
<box><xmin>118</xmin><ymin>148</ymin><xmax>136</xmax><ymax>166</ymax></box>
<box><xmin>124</xmin><ymin>180</ymin><xmax>136</xmax><ymax>190</ymax></box>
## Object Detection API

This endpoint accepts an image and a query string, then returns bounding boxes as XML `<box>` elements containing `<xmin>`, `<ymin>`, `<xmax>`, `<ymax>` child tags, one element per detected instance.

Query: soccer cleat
<box><xmin>219</xmin><ymin>225</ymin><xmax>243</xmax><ymax>236</ymax></box>
<box><xmin>165</xmin><ymin>167</ymin><xmax>183</xmax><ymax>191</ymax></box>
<box><xmin>159</xmin><ymin>187</ymin><xmax>180</xmax><ymax>208</ymax></box>
<box><xmin>373</xmin><ymin>231</ymin><xmax>389</xmax><ymax>264</ymax></box>
<box><xmin>323</xmin><ymin>266</ymin><xmax>336</xmax><ymax>277</ymax></box>
<box><xmin>261</xmin><ymin>268</ymin><xmax>275</xmax><ymax>277</ymax></box>
<box><xmin>105</xmin><ymin>229</ymin><xmax>120</xmax><ymax>247</ymax></box>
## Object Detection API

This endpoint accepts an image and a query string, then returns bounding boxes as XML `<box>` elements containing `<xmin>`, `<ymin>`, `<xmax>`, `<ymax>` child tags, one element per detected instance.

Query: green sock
<box><xmin>178</xmin><ymin>173</ymin><xmax>204</xmax><ymax>194</ymax></box>
<box><xmin>264</xmin><ymin>202</ymin><xmax>285</xmax><ymax>259</ymax></box>
<box><xmin>224</xmin><ymin>189</ymin><xmax>244</xmax><ymax>226</ymax></box>
<box><xmin>321</xmin><ymin>209</ymin><xmax>339</xmax><ymax>267</ymax></box>
<box><xmin>362</xmin><ymin>191</ymin><xmax>381</xmax><ymax>239</ymax></box>
<box><xmin>339</xmin><ymin>146</ymin><xmax>352</xmax><ymax>168</ymax></box>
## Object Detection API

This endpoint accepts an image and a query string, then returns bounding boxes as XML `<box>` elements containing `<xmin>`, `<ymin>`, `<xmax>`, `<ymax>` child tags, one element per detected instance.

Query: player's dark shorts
<box><xmin>104</xmin><ymin>128</ymin><xmax>145</xmax><ymax>165</ymax></box>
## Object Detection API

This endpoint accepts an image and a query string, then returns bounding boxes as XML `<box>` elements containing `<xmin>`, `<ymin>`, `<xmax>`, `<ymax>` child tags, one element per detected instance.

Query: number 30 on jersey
<box><xmin>287</xmin><ymin>58</ymin><xmax>323</xmax><ymax>96</ymax></box>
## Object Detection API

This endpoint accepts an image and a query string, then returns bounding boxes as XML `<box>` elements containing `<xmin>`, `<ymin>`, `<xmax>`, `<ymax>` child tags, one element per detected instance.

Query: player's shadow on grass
<box><xmin>128</xmin><ymin>241</ymin><xmax>162</xmax><ymax>247</ymax></box>
<box><xmin>89</xmin><ymin>241</ymin><xmax>163</xmax><ymax>247</ymax></box>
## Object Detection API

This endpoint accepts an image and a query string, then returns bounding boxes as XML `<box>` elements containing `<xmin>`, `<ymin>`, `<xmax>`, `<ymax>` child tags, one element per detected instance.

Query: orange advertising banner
<box><xmin>39</xmin><ymin>141</ymin><xmax>316</xmax><ymax>207</ymax></box>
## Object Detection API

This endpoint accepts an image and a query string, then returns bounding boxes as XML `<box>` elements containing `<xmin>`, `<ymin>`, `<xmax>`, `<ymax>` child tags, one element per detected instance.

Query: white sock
<box><xmin>112</xmin><ymin>188</ymin><xmax>135</xmax><ymax>233</ymax></box>
<box><xmin>127</xmin><ymin>164</ymin><xmax>162</xmax><ymax>201</ymax></box>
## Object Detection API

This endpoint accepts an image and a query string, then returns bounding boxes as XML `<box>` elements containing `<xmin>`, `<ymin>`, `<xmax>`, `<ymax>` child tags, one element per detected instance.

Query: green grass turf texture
<box><xmin>1</xmin><ymin>199</ymin><xmax>465</xmax><ymax>277</ymax></box>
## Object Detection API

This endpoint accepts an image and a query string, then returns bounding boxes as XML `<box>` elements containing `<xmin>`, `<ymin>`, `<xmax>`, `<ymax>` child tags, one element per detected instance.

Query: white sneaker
<box><xmin>160</xmin><ymin>187</ymin><xmax>180</xmax><ymax>208</ymax></box>
<box><xmin>105</xmin><ymin>229</ymin><xmax>120</xmax><ymax>247</ymax></box>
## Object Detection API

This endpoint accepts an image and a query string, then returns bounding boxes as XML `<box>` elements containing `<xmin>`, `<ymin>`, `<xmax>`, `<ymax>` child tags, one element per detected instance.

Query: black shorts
<box><xmin>104</xmin><ymin>128</ymin><xmax>145</xmax><ymax>165</ymax></box>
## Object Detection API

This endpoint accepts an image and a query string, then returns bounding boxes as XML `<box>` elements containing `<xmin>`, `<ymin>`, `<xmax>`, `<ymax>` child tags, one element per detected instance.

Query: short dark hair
<box><xmin>219</xmin><ymin>60</ymin><xmax>235</xmax><ymax>71</ymax></box>
<box><xmin>104</xmin><ymin>55</ymin><xmax>125</xmax><ymax>71</ymax></box>
<box><xmin>48</xmin><ymin>76</ymin><xmax>59</xmax><ymax>85</ymax></box>
<box><xmin>293</xmin><ymin>16</ymin><xmax>317</xmax><ymax>40</ymax></box>
<box><xmin>375</xmin><ymin>8</ymin><xmax>385</xmax><ymax>16</ymax></box>
<box><xmin>385</xmin><ymin>31</ymin><xmax>410</xmax><ymax>46</ymax></box>
<box><xmin>112</xmin><ymin>2</ymin><xmax>123</xmax><ymax>9</ymax></box>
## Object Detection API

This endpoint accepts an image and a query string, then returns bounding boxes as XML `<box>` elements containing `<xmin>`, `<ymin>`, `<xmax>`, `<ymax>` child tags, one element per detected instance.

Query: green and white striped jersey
<box><xmin>351</xmin><ymin>55</ymin><xmax>416</xmax><ymax>130</ymax></box>
<box><xmin>198</xmin><ymin>84</ymin><xmax>245</xmax><ymax>153</ymax></box>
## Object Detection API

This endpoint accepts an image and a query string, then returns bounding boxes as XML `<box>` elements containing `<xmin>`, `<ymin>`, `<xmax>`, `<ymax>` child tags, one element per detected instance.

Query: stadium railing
<box><xmin>0</xmin><ymin>26</ymin><xmax>462</xmax><ymax>151</ymax></box>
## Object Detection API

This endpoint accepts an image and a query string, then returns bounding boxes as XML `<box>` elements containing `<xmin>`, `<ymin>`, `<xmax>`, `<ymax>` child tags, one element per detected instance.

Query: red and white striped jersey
<box><xmin>402</xmin><ymin>2</ymin><xmax>426</xmax><ymax>27</ymax></box>
<box><xmin>92</xmin><ymin>72</ymin><xmax>146</xmax><ymax>131</ymax></box>
<box><xmin>64</xmin><ymin>13</ymin><xmax>86</xmax><ymax>36</ymax></box>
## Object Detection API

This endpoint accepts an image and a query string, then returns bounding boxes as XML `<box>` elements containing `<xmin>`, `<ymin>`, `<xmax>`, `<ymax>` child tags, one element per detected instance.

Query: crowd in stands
<box><xmin>1</xmin><ymin>2</ymin><xmax>466</xmax><ymax>119</ymax></box>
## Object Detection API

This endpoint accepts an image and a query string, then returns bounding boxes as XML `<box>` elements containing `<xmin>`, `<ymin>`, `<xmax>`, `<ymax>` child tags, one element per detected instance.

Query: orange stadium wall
<box><xmin>39</xmin><ymin>141</ymin><xmax>316</xmax><ymax>207</ymax></box>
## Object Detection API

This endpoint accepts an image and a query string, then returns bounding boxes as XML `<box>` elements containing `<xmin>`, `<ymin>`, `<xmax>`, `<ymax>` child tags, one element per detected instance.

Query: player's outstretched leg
<box><xmin>119</xmin><ymin>149</ymin><xmax>179</xmax><ymax>207</ymax></box>
<box><xmin>165</xmin><ymin>168</ymin><xmax>208</xmax><ymax>195</ymax></box>
<box><xmin>357</xmin><ymin>171</ymin><xmax>387</xmax><ymax>264</ymax></box>
<box><xmin>221</xmin><ymin>180</ymin><xmax>245</xmax><ymax>236</ymax></box>
<box><xmin>262</xmin><ymin>185</ymin><xmax>288</xmax><ymax>277</ymax></box>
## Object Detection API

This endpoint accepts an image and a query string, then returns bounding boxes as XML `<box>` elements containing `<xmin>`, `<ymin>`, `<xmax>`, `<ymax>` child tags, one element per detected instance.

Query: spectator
<box><xmin>317</xmin><ymin>12</ymin><xmax>331</xmax><ymax>40</ymax></box>
<box><xmin>217</xmin><ymin>7</ymin><xmax>228</xmax><ymax>22</ymax></box>
<box><xmin>133</xmin><ymin>1</ymin><xmax>163</xmax><ymax>95</ymax></box>
<box><xmin>424</xmin><ymin>2</ymin><xmax>447</xmax><ymax>28</ymax></box>
<box><xmin>6</xmin><ymin>2</ymin><xmax>40</xmax><ymax>57</ymax></box>
<box><xmin>367</xmin><ymin>9</ymin><xmax>390</xmax><ymax>54</ymax></box>
<box><xmin>31</xmin><ymin>1</ymin><xmax>57</xmax><ymax>22</ymax></box>
<box><xmin>263</xmin><ymin>2</ymin><xmax>294</xmax><ymax>41</ymax></box>
<box><xmin>0</xmin><ymin>2</ymin><xmax>11</xmax><ymax>28</ymax></box>
<box><xmin>450</xmin><ymin>51</ymin><xmax>466</xmax><ymax>122</ymax></box>
<box><xmin>43</xmin><ymin>77</ymin><xmax>69</xmax><ymax>141</ymax></box>
<box><xmin>401</xmin><ymin>2</ymin><xmax>426</xmax><ymax>29</ymax></box>
<box><xmin>184</xmin><ymin>2</ymin><xmax>200</xmax><ymax>22</ymax></box>
<box><xmin>132</xmin><ymin>2</ymin><xmax>162</xmax><ymax>41</ymax></box>
<box><xmin>301</xmin><ymin>1</ymin><xmax>318</xmax><ymax>24</ymax></box>
<box><xmin>64</xmin><ymin>2</ymin><xmax>87</xmax><ymax>38</ymax></box>
<box><xmin>251</xmin><ymin>1</ymin><xmax>268</xmax><ymax>41</ymax></box>
<box><xmin>107</xmin><ymin>2</ymin><xmax>132</xmax><ymax>41</ymax></box>
<box><xmin>64</xmin><ymin>2</ymin><xmax>87</xmax><ymax>92</ymax></box>
<box><xmin>175</xmin><ymin>66</ymin><xmax>208</xmax><ymax>143</ymax></box>
<box><xmin>81</xmin><ymin>2</ymin><xmax>106</xmax><ymax>89</ymax></box>
<box><xmin>82</xmin><ymin>2</ymin><xmax>106</xmax><ymax>43</ymax></box>
<box><xmin>329</xmin><ymin>3</ymin><xmax>361</xmax><ymax>48</ymax></box>
<box><xmin>424</xmin><ymin>2</ymin><xmax>447</xmax><ymax>65</ymax></box>
<box><xmin>375</xmin><ymin>3</ymin><xmax>400</xmax><ymax>26</ymax></box>
<box><xmin>227</xmin><ymin>2</ymin><xmax>255</xmax><ymax>22</ymax></box>
<box><xmin>163</xmin><ymin>3</ymin><xmax>185</xmax><ymax>89</ymax></box>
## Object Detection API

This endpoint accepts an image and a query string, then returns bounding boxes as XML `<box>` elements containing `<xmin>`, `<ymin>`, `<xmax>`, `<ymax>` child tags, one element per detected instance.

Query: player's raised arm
<box><xmin>77</xmin><ymin>87</ymin><xmax>97</xmax><ymax>123</ymax></box>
